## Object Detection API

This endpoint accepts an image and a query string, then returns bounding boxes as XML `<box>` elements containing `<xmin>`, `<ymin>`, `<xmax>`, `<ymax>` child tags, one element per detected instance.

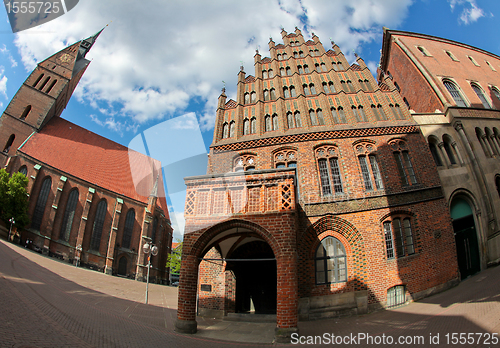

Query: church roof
<box><xmin>19</xmin><ymin>117</ymin><xmax>169</xmax><ymax>217</ymax></box>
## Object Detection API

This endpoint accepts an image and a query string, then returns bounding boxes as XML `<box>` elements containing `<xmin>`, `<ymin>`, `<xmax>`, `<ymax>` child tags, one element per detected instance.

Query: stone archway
<box><xmin>117</xmin><ymin>256</ymin><xmax>128</xmax><ymax>276</ymax></box>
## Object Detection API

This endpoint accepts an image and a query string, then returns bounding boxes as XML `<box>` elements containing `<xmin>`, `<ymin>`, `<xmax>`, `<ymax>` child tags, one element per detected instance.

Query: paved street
<box><xmin>1</xmin><ymin>238</ymin><xmax>499</xmax><ymax>347</ymax></box>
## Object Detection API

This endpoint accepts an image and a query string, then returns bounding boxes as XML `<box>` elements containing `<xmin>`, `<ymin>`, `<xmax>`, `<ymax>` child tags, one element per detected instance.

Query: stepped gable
<box><xmin>225</xmin><ymin>99</ymin><xmax>237</xmax><ymax>109</ymax></box>
<box><xmin>351</xmin><ymin>64</ymin><xmax>362</xmax><ymax>71</ymax></box>
<box><xmin>244</xmin><ymin>75</ymin><xmax>256</xmax><ymax>83</ymax></box>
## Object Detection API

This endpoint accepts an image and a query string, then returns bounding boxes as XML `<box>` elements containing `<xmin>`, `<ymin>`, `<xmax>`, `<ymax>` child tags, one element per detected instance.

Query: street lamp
<box><xmin>8</xmin><ymin>217</ymin><xmax>15</xmax><ymax>242</ymax></box>
<box><xmin>143</xmin><ymin>242</ymin><xmax>158</xmax><ymax>304</ymax></box>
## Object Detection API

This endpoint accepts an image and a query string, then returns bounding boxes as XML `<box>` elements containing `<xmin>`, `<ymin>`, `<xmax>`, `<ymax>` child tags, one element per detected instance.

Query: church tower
<box><xmin>0</xmin><ymin>31</ymin><xmax>102</xmax><ymax>169</ymax></box>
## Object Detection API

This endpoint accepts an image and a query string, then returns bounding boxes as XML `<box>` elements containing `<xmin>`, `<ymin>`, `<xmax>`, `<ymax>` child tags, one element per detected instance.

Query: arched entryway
<box><xmin>117</xmin><ymin>256</ymin><xmax>128</xmax><ymax>276</ymax></box>
<box><xmin>226</xmin><ymin>240</ymin><xmax>277</xmax><ymax>314</ymax></box>
<box><xmin>450</xmin><ymin>197</ymin><xmax>481</xmax><ymax>279</ymax></box>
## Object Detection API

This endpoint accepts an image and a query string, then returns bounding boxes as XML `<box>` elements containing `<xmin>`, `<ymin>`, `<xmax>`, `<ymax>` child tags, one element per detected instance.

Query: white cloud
<box><xmin>12</xmin><ymin>0</ymin><xmax>413</xmax><ymax>134</ymax></box>
<box><xmin>448</xmin><ymin>0</ymin><xmax>486</xmax><ymax>24</ymax></box>
<box><xmin>0</xmin><ymin>45</ymin><xmax>18</xmax><ymax>68</ymax></box>
<box><xmin>0</xmin><ymin>67</ymin><xmax>7</xmax><ymax>99</ymax></box>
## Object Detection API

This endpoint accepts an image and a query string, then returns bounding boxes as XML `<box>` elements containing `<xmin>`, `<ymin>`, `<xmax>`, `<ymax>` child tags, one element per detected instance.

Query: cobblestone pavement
<box><xmin>1</xmin><ymin>239</ymin><xmax>499</xmax><ymax>347</ymax></box>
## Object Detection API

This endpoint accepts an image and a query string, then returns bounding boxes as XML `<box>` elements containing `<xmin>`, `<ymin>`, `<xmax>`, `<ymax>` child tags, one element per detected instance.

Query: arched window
<box><xmin>122</xmin><ymin>209</ymin><xmax>135</xmax><ymax>249</ymax></box>
<box><xmin>250</xmin><ymin>91</ymin><xmax>256</xmax><ymax>103</ymax></box>
<box><xmin>229</xmin><ymin>121</ymin><xmax>235</xmax><ymax>137</ymax></box>
<box><xmin>222</xmin><ymin>123</ymin><xmax>229</xmax><ymax>139</ymax></box>
<box><xmin>316</xmin><ymin>145</ymin><xmax>343</xmax><ymax>196</ymax></box>
<box><xmin>283</xmin><ymin>87</ymin><xmax>290</xmax><ymax>98</ymax></box>
<box><xmin>244</xmin><ymin>92</ymin><xmax>250</xmax><ymax>104</ymax></box>
<box><xmin>280</xmin><ymin>67</ymin><xmax>285</xmax><ymax>76</ymax></box>
<box><xmin>33</xmin><ymin>73</ymin><xmax>44</xmax><ymax>87</ymax></box>
<box><xmin>262</xmin><ymin>70</ymin><xmax>268</xmax><ymax>79</ymax></box>
<box><xmin>20</xmin><ymin>105</ymin><xmax>31</xmax><ymax>120</ymax></box>
<box><xmin>277</xmin><ymin>53</ymin><xmax>282</xmax><ymax>61</ymax></box>
<box><xmin>303</xmin><ymin>84</ymin><xmax>310</xmax><ymax>95</ymax></box>
<box><xmin>59</xmin><ymin>189</ymin><xmax>79</xmax><ymax>242</ymax></box>
<box><xmin>293</xmin><ymin>51</ymin><xmax>298</xmax><ymax>58</ymax></box>
<box><xmin>485</xmin><ymin>128</ymin><xmax>500</xmax><ymax>156</ymax></box>
<box><xmin>315</xmin><ymin>63</ymin><xmax>321</xmax><ymax>72</ymax></box>
<box><xmin>340</xmin><ymin>81</ymin><xmax>348</xmax><ymax>93</ymax></box>
<box><xmin>310</xmin><ymin>84</ymin><xmax>316</xmax><ymax>95</ymax></box>
<box><xmin>282</xmin><ymin>53</ymin><xmax>288</xmax><ymax>59</ymax></box>
<box><xmin>317</xmin><ymin>109</ymin><xmax>325</xmax><ymax>125</ymax></box>
<box><xmin>491</xmin><ymin>87</ymin><xmax>500</xmax><ymax>103</ymax></box>
<box><xmin>377</xmin><ymin>104</ymin><xmax>387</xmax><ymax>120</ymax></box>
<box><xmin>3</xmin><ymin>134</ymin><xmax>15</xmax><ymax>153</ymax></box>
<box><xmin>352</xmin><ymin>106</ymin><xmax>360</xmax><ymax>122</ymax></box>
<box><xmin>243</xmin><ymin>118</ymin><xmax>250</xmax><ymax>135</ymax></box>
<box><xmin>371</xmin><ymin>105</ymin><xmax>381</xmax><ymax>121</ymax></box>
<box><xmin>383</xmin><ymin>217</ymin><xmax>415</xmax><ymax>258</ymax></box>
<box><xmin>331</xmin><ymin>106</ymin><xmax>347</xmax><ymax>124</ymax></box>
<box><xmin>417</xmin><ymin>46</ymin><xmax>430</xmax><ymax>57</ymax></box>
<box><xmin>294</xmin><ymin>111</ymin><xmax>302</xmax><ymax>128</ymax></box>
<box><xmin>18</xmin><ymin>165</ymin><xmax>28</xmax><ymax>176</ymax></box>
<box><xmin>265</xmin><ymin>115</ymin><xmax>271</xmax><ymax>132</ymax></box>
<box><xmin>299</xmin><ymin>51</ymin><xmax>304</xmax><ymax>57</ymax></box>
<box><xmin>290</xmin><ymin>85</ymin><xmax>296</xmax><ymax>97</ymax></box>
<box><xmin>287</xmin><ymin>112</ymin><xmax>295</xmax><ymax>129</ymax></box>
<box><xmin>496</xmin><ymin>176</ymin><xmax>500</xmax><ymax>198</ymax></box>
<box><xmin>263</xmin><ymin>89</ymin><xmax>269</xmax><ymax>101</ymax></box>
<box><xmin>337</xmin><ymin>61</ymin><xmax>344</xmax><ymax>70</ymax></box>
<box><xmin>332</xmin><ymin>61</ymin><xmax>338</xmax><ymax>71</ymax></box>
<box><xmin>315</xmin><ymin>236</ymin><xmax>347</xmax><ymax>284</ymax></box>
<box><xmin>268</xmin><ymin>69</ymin><xmax>273</xmax><ymax>78</ymax></box>
<box><xmin>286</xmin><ymin>67</ymin><xmax>292</xmax><ymax>76</ymax></box>
<box><xmin>304</xmin><ymin>65</ymin><xmax>310</xmax><ymax>73</ymax></box>
<box><xmin>363</xmin><ymin>79</ymin><xmax>371</xmax><ymax>91</ymax></box>
<box><xmin>328</xmin><ymin>82</ymin><xmax>335</xmax><ymax>93</ymax></box>
<box><xmin>323</xmin><ymin>82</ymin><xmax>330</xmax><ymax>94</ymax></box>
<box><xmin>393</xmin><ymin>81</ymin><xmax>400</xmax><ymax>92</ymax></box>
<box><xmin>38</xmin><ymin>76</ymin><xmax>50</xmax><ymax>91</ymax></box>
<box><xmin>151</xmin><ymin>216</ymin><xmax>158</xmax><ymax>244</ymax></box>
<box><xmin>446</xmin><ymin>50</ymin><xmax>458</xmax><ymax>61</ymax></box>
<box><xmin>272</xmin><ymin>114</ymin><xmax>279</xmax><ymax>131</ymax></box>
<box><xmin>314</xmin><ymin>49</ymin><xmax>320</xmax><ymax>56</ymax></box>
<box><xmin>270</xmin><ymin>88</ymin><xmax>276</xmax><ymax>100</ymax></box>
<box><xmin>443</xmin><ymin>135</ymin><xmax>457</xmax><ymax>164</ymax></box>
<box><xmin>45</xmin><ymin>79</ymin><xmax>57</xmax><ymax>93</ymax></box>
<box><xmin>298</xmin><ymin>65</ymin><xmax>304</xmax><ymax>74</ymax></box>
<box><xmin>391</xmin><ymin>140</ymin><xmax>417</xmax><ymax>186</ymax></box>
<box><xmin>471</xmin><ymin>83</ymin><xmax>491</xmax><ymax>108</ymax></box>
<box><xmin>31</xmin><ymin>177</ymin><xmax>52</xmax><ymax>231</ymax></box>
<box><xmin>428</xmin><ymin>136</ymin><xmax>443</xmax><ymax>167</ymax></box>
<box><xmin>274</xmin><ymin>149</ymin><xmax>298</xmax><ymax>168</ymax></box>
<box><xmin>309</xmin><ymin>109</ymin><xmax>318</xmax><ymax>126</ymax></box>
<box><xmin>321</xmin><ymin>63</ymin><xmax>327</xmax><ymax>72</ymax></box>
<box><xmin>476</xmin><ymin>127</ymin><xmax>490</xmax><ymax>157</ymax></box>
<box><xmin>358</xmin><ymin>106</ymin><xmax>367</xmax><ymax>122</ymax></box>
<box><xmin>90</xmin><ymin>199</ymin><xmax>107</xmax><ymax>251</ymax></box>
<box><xmin>250</xmin><ymin>117</ymin><xmax>256</xmax><ymax>134</ymax></box>
<box><xmin>403</xmin><ymin>97</ymin><xmax>410</xmax><ymax>109</ymax></box>
<box><xmin>347</xmin><ymin>80</ymin><xmax>355</xmax><ymax>93</ymax></box>
<box><xmin>443</xmin><ymin>80</ymin><xmax>467</xmax><ymax>107</ymax></box>
<box><xmin>387</xmin><ymin>285</ymin><xmax>406</xmax><ymax>308</ymax></box>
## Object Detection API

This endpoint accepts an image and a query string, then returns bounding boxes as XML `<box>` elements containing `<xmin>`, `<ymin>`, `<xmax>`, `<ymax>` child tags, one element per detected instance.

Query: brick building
<box><xmin>176</xmin><ymin>28</ymin><xmax>459</xmax><ymax>342</ymax></box>
<box><xmin>378</xmin><ymin>29</ymin><xmax>500</xmax><ymax>279</ymax></box>
<box><xmin>0</xmin><ymin>32</ymin><xmax>173</xmax><ymax>283</ymax></box>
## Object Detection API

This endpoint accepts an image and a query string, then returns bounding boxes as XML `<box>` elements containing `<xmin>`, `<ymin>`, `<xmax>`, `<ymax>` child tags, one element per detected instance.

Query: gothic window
<box><xmin>293</xmin><ymin>51</ymin><xmax>298</xmax><ymax>58</ymax></box>
<box><xmin>315</xmin><ymin>236</ymin><xmax>347</xmax><ymax>284</ymax></box>
<box><xmin>340</xmin><ymin>80</ymin><xmax>348</xmax><ymax>93</ymax></box>
<box><xmin>303</xmin><ymin>84</ymin><xmax>310</xmax><ymax>95</ymax></box>
<box><xmin>3</xmin><ymin>134</ymin><xmax>15</xmax><ymax>153</ymax></box>
<box><xmin>294</xmin><ymin>111</ymin><xmax>302</xmax><ymax>127</ymax></box>
<box><xmin>304</xmin><ymin>65</ymin><xmax>310</xmax><ymax>73</ymax></box>
<box><xmin>358</xmin><ymin>106</ymin><xmax>368</xmax><ymax>122</ymax></box>
<box><xmin>443</xmin><ymin>134</ymin><xmax>458</xmax><ymax>164</ymax></box>
<box><xmin>268</xmin><ymin>69</ymin><xmax>273</xmax><ymax>78</ymax></box>
<box><xmin>250</xmin><ymin>91</ymin><xmax>256</xmax><ymax>103</ymax></box>
<box><xmin>265</xmin><ymin>115</ymin><xmax>272</xmax><ymax>132</ymax></box>
<box><xmin>314</xmin><ymin>49</ymin><xmax>320</xmax><ymax>56</ymax></box>
<box><xmin>356</xmin><ymin>143</ymin><xmax>383</xmax><ymax>191</ymax></box>
<box><xmin>331</xmin><ymin>106</ymin><xmax>347</xmax><ymax>124</ymax></box>
<box><xmin>471</xmin><ymin>83</ymin><xmax>491</xmax><ymax>108</ymax></box>
<box><xmin>443</xmin><ymin>80</ymin><xmax>467</xmax><ymax>107</ymax></box>
<box><xmin>90</xmin><ymin>199</ymin><xmax>107</xmax><ymax>251</ymax></box>
<box><xmin>310</xmin><ymin>84</ymin><xmax>316</xmax><ymax>95</ymax></box>
<box><xmin>298</xmin><ymin>65</ymin><xmax>304</xmax><ymax>74</ymax></box>
<box><xmin>233</xmin><ymin>154</ymin><xmax>256</xmax><ymax>171</ymax></box>
<box><xmin>39</xmin><ymin>76</ymin><xmax>50</xmax><ymax>91</ymax></box>
<box><xmin>337</xmin><ymin>61</ymin><xmax>344</xmax><ymax>70</ymax></box>
<box><xmin>263</xmin><ymin>89</ymin><xmax>269</xmax><ymax>101</ymax></box>
<box><xmin>280</xmin><ymin>67</ymin><xmax>285</xmax><ymax>76</ymax></box>
<box><xmin>323</xmin><ymin>82</ymin><xmax>330</xmax><ymax>94</ymax></box>
<box><xmin>229</xmin><ymin>121</ymin><xmax>235</xmax><ymax>137</ymax></box>
<box><xmin>283</xmin><ymin>87</ymin><xmax>290</xmax><ymax>98</ymax></box>
<box><xmin>476</xmin><ymin>127</ymin><xmax>490</xmax><ymax>157</ymax></box>
<box><xmin>371</xmin><ymin>105</ymin><xmax>381</xmax><ymax>121</ymax></box>
<box><xmin>274</xmin><ymin>149</ymin><xmax>298</xmax><ymax>168</ymax></box>
<box><xmin>122</xmin><ymin>209</ymin><xmax>135</xmax><ymax>249</ymax></box>
<box><xmin>244</xmin><ymin>92</ymin><xmax>250</xmax><ymax>104</ymax></box>
<box><xmin>270</xmin><ymin>88</ymin><xmax>276</xmax><ymax>100</ymax></box>
<box><xmin>332</xmin><ymin>61</ymin><xmax>338</xmax><ymax>71</ymax></box>
<box><xmin>317</xmin><ymin>109</ymin><xmax>325</xmax><ymax>125</ymax></box>
<box><xmin>378</xmin><ymin>104</ymin><xmax>387</xmax><ymax>120</ymax></box>
<box><xmin>309</xmin><ymin>109</ymin><xmax>318</xmax><ymax>126</ymax></box>
<box><xmin>417</xmin><ymin>46</ymin><xmax>431</xmax><ymax>57</ymax></box>
<box><xmin>328</xmin><ymin>82</ymin><xmax>335</xmax><ymax>93</ymax></box>
<box><xmin>277</xmin><ymin>53</ymin><xmax>282</xmax><ymax>60</ymax></box>
<box><xmin>290</xmin><ymin>85</ymin><xmax>296</xmax><ymax>97</ymax></box>
<box><xmin>18</xmin><ymin>166</ymin><xmax>28</xmax><ymax>176</ymax></box>
<box><xmin>33</xmin><ymin>74</ymin><xmax>44</xmax><ymax>87</ymax></box>
<box><xmin>222</xmin><ymin>123</ymin><xmax>229</xmax><ymax>139</ymax></box>
<box><xmin>31</xmin><ymin>177</ymin><xmax>52</xmax><ymax>231</ymax></box>
<box><xmin>321</xmin><ymin>63</ymin><xmax>327</xmax><ymax>72</ymax></box>
<box><xmin>363</xmin><ymin>79</ymin><xmax>371</xmax><ymax>91</ymax></box>
<box><xmin>390</xmin><ymin>104</ymin><xmax>404</xmax><ymax>119</ymax></box>
<box><xmin>403</xmin><ymin>97</ymin><xmax>410</xmax><ymax>109</ymax></box>
<box><xmin>299</xmin><ymin>51</ymin><xmax>304</xmax><ymax>57</ymax></box>
<box><xmin>20</xmin><ymin>105</ymin><xmax>31</xmax><ymax>120</ymax></box>
<box><xmin>492</xmin><ymin>87</ymin><xmax>500</xmax><ymax>102</ymax></box>
<box><xmin>59</xmin><ymin>188</ymin><xmax>79</xmax><ymax>242</ymax></box>
<box><xmin>315</xmin><ymin>145</ymin><xmax>343</xmax><ymax>196</ymax></box>
<box><xmin>383</xmin><ymin>217</ymin><xmax>415</xmax><ymax>259</ymax></box>
<box><xmin>287</xmin><ymin>112</ymin><xmax>294</xmax><ymax>129</ymax></box>
<box><xmin>262</xmin><ymin>70</ymin><xmax>268</xmax><ymax>79</ymax></box>
<box><xmin>315</xmin><ymin>63</ymin><xmax>321</xmax><ymax>72</ymax></box>
<box><xmin>391</xmin><ymin>140</ymin><xmax>417</xmax><ymax>186</ymax></box>
<box><xmin>468</xmin><ymin>56</ymin><xmax>479</xmax><ymax>66</ymax></box>
<box><xmin>428</xmin><ymin>136</ymin><xmax>443</xmax><ymax>167</ymax></box>
<box><xmin>151</xmin><ymin>216</ymin><xmax>158</xmax><ymax>244</ymax></box>
<box><xmin>286</xmin><ymin>67</ymin><xmax>291</xmax><ymax>76</ymax></box>
<box><xmin>45</xmin><ymin>79</ymin><xmax>57</xmax><ymax>93</ymax></box>
<box><xmin>309</xmin><ymin>50</ymin><xmax>313</xmax><ymax>56</ymax></box>
<box><xmin>243</xmin><ymin>118</ymin><xmax>250</xmax><ymax>135</ymax></box>
<box><xmin>272</xmin><ymin>114</ymin><xmax>279</xmax><ymax>130</ymax></box>
<box><xmin>347</xmin><ymin>80</ymin><xmax>355</xmax><ymax>93</ymax></box>
<box><xmin>283</xmin><ymin>53</ymin><xmax>288</xmax><ymax>60</ymax></box>
<box><xmin>250</xmin><ymin>117</ymin><xmax>257</xmax><ymax>134</ymax></box>
<box><xmin>393</xmin><ymin>81</ymin><xmax>400</xmax><ymax>92</ymax></box>
<box><xmin>352</xmin><ymin>106</ymin><xmax>360</xmax><ymax>122</ymax></box>
<box><xmin>485</xmin><ymin>128</ymin><xmax>500</xmax><ymax>156</ymax></box>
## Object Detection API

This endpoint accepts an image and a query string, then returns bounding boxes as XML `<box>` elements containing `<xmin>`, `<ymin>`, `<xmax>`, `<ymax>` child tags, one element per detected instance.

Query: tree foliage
<box><xmin>0</xmin><ymin>168</ymin><xmax>30</xmax><ymax>228</ymax></box>
<box><xmin>166</xmin><ymin>241</ymin><xmax>182</xmax><ymax>274</ymax></box>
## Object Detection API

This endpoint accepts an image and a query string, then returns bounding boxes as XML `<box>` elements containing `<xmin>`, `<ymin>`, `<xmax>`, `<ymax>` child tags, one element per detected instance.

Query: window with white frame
<box><xmin>315</xmin><ymin>236</ymin><xmax>347</xmax><ymax>284</ymax></box>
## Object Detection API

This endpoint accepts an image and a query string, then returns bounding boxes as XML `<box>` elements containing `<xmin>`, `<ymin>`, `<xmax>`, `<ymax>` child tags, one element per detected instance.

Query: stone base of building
<box><xmin>298</xmin><ymin>290</ymin><xmax>368</xmax><ymax>321</ymax></box>
<box><xmin>197</xmin><ymin>308</ymin><xmax>224</xmax><ymax>319</ymax></box>
<box><xmin>274</xmin><ymin>327</ymin><xmax>298</xmax><ymax>344</ymax></box>
<box><xmin>175</xmin><ymin>319</ymin><xmax>197</xmax><ymax>334</ymax></box>
<box><xmin>410</xmin><ymin>278</ymin><xmax>460</xmax><ymax>302</ymax></box>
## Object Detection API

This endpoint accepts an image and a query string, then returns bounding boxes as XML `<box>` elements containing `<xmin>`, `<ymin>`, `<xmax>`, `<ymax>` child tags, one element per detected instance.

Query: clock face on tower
<box><xmin>58</xmin><ymin>53</ymin><xmax>72</xmax><ymax>64</ymax></box>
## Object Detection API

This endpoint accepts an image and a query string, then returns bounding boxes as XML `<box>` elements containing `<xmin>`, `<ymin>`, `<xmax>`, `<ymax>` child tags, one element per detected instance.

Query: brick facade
<box><xmin>177</xmin><ymin>28</ymin><xmax>459</xmax><ymax>342</ymax></box>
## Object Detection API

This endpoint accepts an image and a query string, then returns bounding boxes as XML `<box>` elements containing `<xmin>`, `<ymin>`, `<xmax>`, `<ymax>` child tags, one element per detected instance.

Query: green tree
<box><xmin>0</xmin><ymin>168</ymin><xmax>30</xmax><ymax>228</ymax></box>
<box><xmin>166</xmin><ymin>241</ymin><xmax>182</xmax><ymax>275</ymax></box>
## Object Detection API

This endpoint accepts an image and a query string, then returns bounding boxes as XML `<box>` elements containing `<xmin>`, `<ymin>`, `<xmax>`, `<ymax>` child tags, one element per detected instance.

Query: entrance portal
<box><xmin>227</xmin><ymin>241</ymin><xmax>277</xmax><ymax>314</ymax></box>
<box><xmin>450</xmin><ymin>198</ymin><xmax>480</xmax><ymax>279</ymax></box>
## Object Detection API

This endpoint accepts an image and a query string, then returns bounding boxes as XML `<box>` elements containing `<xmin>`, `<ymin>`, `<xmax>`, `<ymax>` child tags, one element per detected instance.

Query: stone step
<box><xmin>225</xmin><ymin>313</ymin><xmax>277</xmax><ymax>323</ymax></box>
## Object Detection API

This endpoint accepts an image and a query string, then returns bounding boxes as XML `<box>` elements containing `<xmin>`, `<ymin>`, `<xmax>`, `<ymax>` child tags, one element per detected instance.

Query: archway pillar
<box><xmin>175</xmin><ymin>253</ymin><xmax>199</xmax><ymax>334</ymax></box>
<box><xmin>275</xmin><ymin>251</ymin><xmax>299</xmax><ymax>343</ymax></box>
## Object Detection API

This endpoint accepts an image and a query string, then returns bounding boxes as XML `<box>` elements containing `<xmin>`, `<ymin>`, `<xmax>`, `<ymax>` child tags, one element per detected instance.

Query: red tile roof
<box><xmin>19</xmin><ymin>117</ymin><xmax>169</xmax><ymax>217</ymax></box>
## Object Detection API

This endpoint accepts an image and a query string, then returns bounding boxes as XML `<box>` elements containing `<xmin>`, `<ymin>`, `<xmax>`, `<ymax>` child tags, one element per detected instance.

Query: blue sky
<box><xmin>0</xmin><ymin>0</ymin><xmax>498</xmax><ymax>240</ymax></box>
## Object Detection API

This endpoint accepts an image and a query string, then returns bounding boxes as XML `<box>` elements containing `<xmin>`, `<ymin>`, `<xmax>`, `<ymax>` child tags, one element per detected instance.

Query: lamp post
<box><xmin>143</xmin><ymin>242</ymin><xmax>158</xmax><ymax>304</ymax></box>
<box><xmin>8</xmin><ymin>217</ymin><xmax>15</xmax><ymax>242</ymax></box>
